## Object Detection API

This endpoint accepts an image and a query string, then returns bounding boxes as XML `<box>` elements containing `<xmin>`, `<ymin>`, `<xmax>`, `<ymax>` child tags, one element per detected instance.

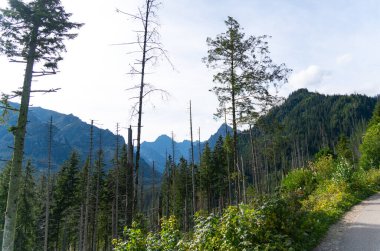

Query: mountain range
<box><xmin>0</xmin><ymin>102</ymin><xmax>230</xmax><ymax>176</ymax></box>
<box><xmin>140</xmin><ymin>123</ymin><xmax>232</xmax><ymax>172</ymax></box>
<box><xmin>1</xmin><ymin>89</ymin><xmax>377</xmax><ymax>177</ymax></box>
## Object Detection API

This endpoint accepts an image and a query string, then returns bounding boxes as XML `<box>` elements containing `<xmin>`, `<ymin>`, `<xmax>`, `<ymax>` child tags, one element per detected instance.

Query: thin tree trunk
<box><xmin>249</xmin><ymin>125</ymin><xmax>258</xmax><ymax>193</ymax></box>
<box><xmin>126</xmin><ymin>127</ymin><xmax>134</xmax><ymax>227</ymax></box>
<box><xmin>151</xmin><ymin>161</ymin><xmax>155</xmax><ymax>231</ymax></box>
<box><xmin>79</xmin><ymin>203</ymin><xmax>84</xmax><ymax>251</ymax></box>
<box><xmin>134</xmin><ymin>0</ymin><xmax>152</xmax><ymax>216</ymax></box>
<box><xmin>229</xmin><ymin>35</ymin><xmax>239</xmax><ymax>204</ymax></box>
<box><xmin>184</xmin><ymin>163</ymin><xmax>188</xmax><ymax>232</ymax></box>
<box><xmin>114</xmin><ymin>124</ymin><xmax>120</xmax><ymax>238</ymax></box>
<box><xmin>189</xmin><ymin>100</ymin><xmax>196</xmax><ymax>215</ymax></box>
<box><xmin>140</xmin><ymin>163</ymin><xmax>144</xmax><ymax>212</ymax></box>
<box><xmin>241</xmin><ymin>155</ymin><xmax>247</xmax><ymax>203</ymax></box>
<box><xmin>93</xmin><ymin>132</ymin><xmax>102</xmax><ymax>251</ymax></box>
<box><xmin>2</xmin><ymin>24</ymin><xmax>38</xmax><ymax>251</ymax></box>
<box><xmin>83</xmin><ymin>120</ymin><xmax>94</xmax><ymax>251</ymax></box>
<box><xmin>44</xmin><ymin>117</ymin><xmax>53</xmax><ymax>251</ymax></box>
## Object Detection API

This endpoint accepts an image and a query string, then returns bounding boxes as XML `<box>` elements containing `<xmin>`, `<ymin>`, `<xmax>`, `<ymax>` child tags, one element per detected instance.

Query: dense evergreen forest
<box><xmin>1</xmin><ymin>0</ymin><xmax>379</xmax><ymax>250</ymax></box>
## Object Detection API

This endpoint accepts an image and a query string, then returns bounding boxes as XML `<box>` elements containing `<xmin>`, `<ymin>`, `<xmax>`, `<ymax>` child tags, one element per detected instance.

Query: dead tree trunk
<box><xmin>93</xmin><ymin>132</ymin><xmax>102</xmax><ymax>250</ymax></box>
<box><xmin>114</xmin><ymin>124</ymin><xmax>120</xmax><ymax>239</ymax></box>
<box><xmin>151</xmin><ymin>161</ymin><xmax>156</xmax><ymax>230</ymax></box>
<box><xmin>83</xmin><ymin>120</ymin><xmax>94</xmax><ymax>251</ymax></box>
<box><xmin>189</xmin><ymin>101</ymin><xmax>196</xmax><ymax>215</ymax></box>
<box><xmin>126</xmin><ymin>127</ymin><xmax>134</xmax><ymax>227</ymax></box>
<box><xmin>44</xmin><ymin>116</ymin><xmax>53</xmax><ymax>251</ymax></box>
<box><xmin>133</xmin><ymin>0</ymin><xmax>152</xmax><ymax>216</ymax></box>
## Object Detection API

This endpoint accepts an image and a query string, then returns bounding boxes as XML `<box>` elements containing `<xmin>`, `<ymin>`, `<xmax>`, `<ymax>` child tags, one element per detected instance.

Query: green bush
<box><xmin>311</xmin><ymin>155</ymin><xmax>335</xmax><ymax>181</ymax></box>
<box><xmin>332</xmin><ymin>158</ymin><xmax>354</xmax><ymax>182</ymax></box>
<box><xmin>113</xmin><ymin>216</ymin><xmax>181</xmax><ymax>251</ymax></box>
<box><xmin>281</xmin><ymin>168</ymin><xmax>316</xmax><ymax>197</ymax></box>
<box><xmin>113</xmin><ymin>138</ymin><xmax>380</xmax><ymax>251</ymax></box>
<box><xmin>360</xmin><ymin>123</ymin><xmax>380</xmax><ymax>169</ymax></box>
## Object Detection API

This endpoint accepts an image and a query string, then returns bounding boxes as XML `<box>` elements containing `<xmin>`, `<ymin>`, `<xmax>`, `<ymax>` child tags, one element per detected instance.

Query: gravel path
<box><xmin>313</xmin><ymin>192</ymin><xmax>380</xmax><ymax>251</ymax></box>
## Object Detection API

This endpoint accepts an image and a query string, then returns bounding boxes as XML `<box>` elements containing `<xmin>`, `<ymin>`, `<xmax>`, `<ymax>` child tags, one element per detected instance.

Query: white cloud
<box><xmin>336</xmin><ymin>53</ymin><xmax>352</xmax><ymax>65</ymax></box>
<box><xmin>288</xmin><ymin>65</ymin><xmax>330</xmax><ymax>89</ymax></box>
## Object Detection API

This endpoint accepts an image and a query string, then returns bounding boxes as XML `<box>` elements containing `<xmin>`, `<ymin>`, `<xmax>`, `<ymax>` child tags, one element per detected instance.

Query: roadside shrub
<box><xmin>311</xmin><ymin>155</ymin><xmax>335</xmax><ymax>182</ymax></box>
<box><xmin>332</xmin><ymin>158</ymin><xmax>354</xmax><ymax>182</ymax></box>
<box><xmin>302</xmin><ymin>180</ymin><xmax>354</xmax><ymax>219</ymax></box>
<box><xmin>183</xmin><ymin>213</ymin><xmax>221</xmax><ymax>250</ymax></box>
<box><xmin>113</xmin><ymin>221</ymin><xmax>146</xmax><ymax>251</ymax></box>
<box><xmin>281</xmin><ymin>168</ymin><xmax>316</xmax><ymax>198</ymax></box>
<box><xmin>360</xmin><ymin>123</ymin><xmax>380</xmax><ymax>170</ymax></box>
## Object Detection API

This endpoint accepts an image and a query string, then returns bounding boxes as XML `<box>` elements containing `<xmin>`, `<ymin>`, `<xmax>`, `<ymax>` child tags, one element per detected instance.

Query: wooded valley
<box><xmin>0</xmin><ymin>0</ymin><xmax>379</xmax><ymax>250</ymax></box>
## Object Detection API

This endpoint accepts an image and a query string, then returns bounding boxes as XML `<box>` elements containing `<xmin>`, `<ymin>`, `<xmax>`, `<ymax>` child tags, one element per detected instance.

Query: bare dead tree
<box><xmin>113</xmin><ymin>124</ymin><xmax>120</xmax><ymax>239</ymax></box>
<box><xmin>116</xmin><ymin>0</ymin><xmax>172</xmax><ymax>217</ymax></box>
<box><xmin>83</xmin><ymin>120</ymin><xmax>94</xmax><ymax>250</ymax></box>
<box><xmin>189</xmin><ymin>101</ymin><xmax>196</xmax><ymax>214</ymax></box>
<box><xmin>126</xmin><ymin>127</ymin><xmax>134</xmax><ymax>226</ymax></box>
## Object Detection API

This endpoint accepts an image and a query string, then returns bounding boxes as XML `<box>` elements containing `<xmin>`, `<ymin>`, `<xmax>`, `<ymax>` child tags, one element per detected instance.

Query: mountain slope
<box><xmin>238</xmin><ymin>88</ymin><xmax>378</xmax><ymax>172</ymax></box>
<box><xmin>140</xmin><ymin>123</ymin><xmax>233</xmax><ymax>172</ymax></box>
<box><xmin>0</xmin><ymin>103</ymin><xmax>157</xmax><ymax>181</ymax></box>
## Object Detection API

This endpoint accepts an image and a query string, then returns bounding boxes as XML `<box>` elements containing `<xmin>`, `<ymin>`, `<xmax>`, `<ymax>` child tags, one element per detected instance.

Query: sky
<box><xmin>0</xmin><ymin>0</ymin><xmax>379</xmax><ymax>142</ymax></box>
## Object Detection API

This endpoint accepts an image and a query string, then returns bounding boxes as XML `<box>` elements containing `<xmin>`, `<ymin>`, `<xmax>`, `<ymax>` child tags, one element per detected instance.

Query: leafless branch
<box><xmin>0</xmin><ymin>105</ymin><xmax>18</xmax><ymax>111</ymax></box>
<box><xmin>9</xmin><ymin>59</ymin><xmax>26</xmax><ymax>63</ymax></box>
<box><xmin>30</xmin><ymin>88</ymin><xmax>61</xmax><ymax>94</ymax></box>
<box><xmin>116</xmin><ymin>9</ymin><xmax>142</xmax><ymax>20</ymax></box>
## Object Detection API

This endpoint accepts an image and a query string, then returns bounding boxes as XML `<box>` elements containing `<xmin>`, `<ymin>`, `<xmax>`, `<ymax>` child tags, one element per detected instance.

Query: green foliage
<box><xmin>0</xmin><ymin>0</ymin><xmax>83</xmax><ymax>70</ymax></box>
<box><xmin>113</xmin><ymin>216</ymin><xmax>181</xmax><ymax>251</ymax></box>
<box><xmin>281</xmin><ymin>168</ymin><xmax>316</xmax><ymax>197</ymax></box>
<box><xmin>115</xmin><ymin>144</ymin><xmax>380</xmax><ymax>251</ymax></box>
<box><xmin>314</xmin><ymin>147</ymin><xmax>334</xmax><ymax>160</ymax></box>
<box><xmin>335</xmin><ymin>135</ymin><xmax>353</xmax><ymax>162</ymax></box>
<box><xmin>332</xmin><ymin>158</ymin><xmax>354</xmax><ymax>182</ymax></box>
<box><xmin>15</xmin><ymin>161</ymin><xmax>37</xmax><ymax>251</ymax></box>
<box><xmin>367</xmin><ymin>101</ymin><xmax>380</xmax><ymax>128</ymax></box>
<box><xmin>360</xmin><ymin>122</ymin><xmax>380</xmax><ymax>169</ymax></box>
<box><xmin>203</xmin><ymin>16</ymin><xmax>290</xmax><ymax>123</ymax></box>
<box><xmin>0</xmin><ymin>163</ymin><xmax>11</xmax><ymax>247</ymax></box>
<box><xmin>311</xmin><ymin>155</ymin><xmax>335</xmax><ymax>181</ymax></box>
<box><xmin>239</xmin><ymin>89</ymin><xmax>377</xmax><ymax>179</ymax></box>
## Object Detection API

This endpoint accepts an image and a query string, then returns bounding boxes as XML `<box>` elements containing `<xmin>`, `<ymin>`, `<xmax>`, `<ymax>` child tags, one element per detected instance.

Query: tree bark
<box><xmin>134</xmin><ymin>0</ymin><xmax>152</xmax><ymax>215</ymax></box>
<box><xmin>2</xmin><ymin>24</ymin><xmax>38</xmax><ymax>251</ymax></box>
<box><xmin>44</xmin><ymin>117</ymin><xmax>53</xmax><ymax>251</ymax></box>
<box><xmin>83</xmin><ymin>120</ymin><xmax>94</xmax><ymax>251</ymax></box>
<box><xmin>189</xmin><ymin>101</ymin><xmax>196</xmax><ymax>215</ymax></box>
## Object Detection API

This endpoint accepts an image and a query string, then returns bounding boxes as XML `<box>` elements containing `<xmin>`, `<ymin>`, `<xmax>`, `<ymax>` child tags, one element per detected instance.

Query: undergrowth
<box><xmin>114</xmin><ymin>155</ymin><xmax>380</xmax><ymax>251</ymax></box>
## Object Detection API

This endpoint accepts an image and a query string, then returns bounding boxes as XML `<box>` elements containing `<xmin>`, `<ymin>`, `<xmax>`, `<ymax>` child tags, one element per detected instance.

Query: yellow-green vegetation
<box><xmin>113</xmin><ymin>102</ymin><xmax>380</xmax><ymax>251</ymax></box>
<box><xmin>113</xmin><ymin>153</ymin><xmax>380</xmax><ymax>251</ymax></box>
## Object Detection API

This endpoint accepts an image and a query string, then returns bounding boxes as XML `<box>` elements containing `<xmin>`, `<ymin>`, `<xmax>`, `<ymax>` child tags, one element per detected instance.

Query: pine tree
<box><xmin>0</xmin><ymin>1</ymin><xmax>82</xmax><ymax>249</ymax></box>
<box><xmin>199</xmin><ymin>143</ymin><xmax>213</xmax><ymax>212</ymax></box>
<box><xmin>50</xmin><ymin>152</ymin><xmax>80</xmax><ymax>250</ymax></box>
<box><xmin>0</xmin><ymin>163</ymin><xmax>11</xmax><ymax>248</ymax></box>
<box><xmin>203</xmin><ymin>17</ymin><xmax>290</xmax><ymax>203</ymax></box>
<box><xmin>15</xmin><ymin>161</ymin><xmax>37</xmax><ymax>251</ymax></box>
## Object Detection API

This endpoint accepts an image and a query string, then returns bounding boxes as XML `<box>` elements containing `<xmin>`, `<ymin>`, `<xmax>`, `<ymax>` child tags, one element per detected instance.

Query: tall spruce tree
<box><xmin>50</xmin><ymin>152</ymin><xmax>80</xmax><ymax>250</ymax></box>
<box><xmin>203</xmin><ymin>17</ymin><xmax>290</xmax><ymax>203</ymax></box>
<box><xmin>15</xmin><ymin>161</ymin><xmax>37</xmax><ymax>251</ymax></box>
<box><xmin>0</xmin><ymin>163</ymin><xmax>11</xmax><ymax>248</ymax></box>
<box><xmin>0</xmin><ymin>1</ymin><xmax>82</xmax><ymax>249</ymax></box>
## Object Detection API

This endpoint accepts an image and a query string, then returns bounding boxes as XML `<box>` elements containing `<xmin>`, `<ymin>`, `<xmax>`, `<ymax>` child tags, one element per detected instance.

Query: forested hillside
<box><xmin>0</xmin><ymin>103</ymin><xmax>124</xmax><ymax>170</ymax></box>
<box><xmin>0</xmin><ymin>0</ymin><xmax>379</xmax><ymax>250</ymax></box>
<box><xmin>237</xmin><ymin>89</ymin><xmax>377</xmax><ymax>193</ymax></box>
<box><xmin>0</xmin><ymin>103</ymin><xmax>158</xmax><ymax>181</ymax></box>
<box><xmin>0</xmin><ymin>89</ymin><xmax>377</xmax><ymax>250</ymax></box>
